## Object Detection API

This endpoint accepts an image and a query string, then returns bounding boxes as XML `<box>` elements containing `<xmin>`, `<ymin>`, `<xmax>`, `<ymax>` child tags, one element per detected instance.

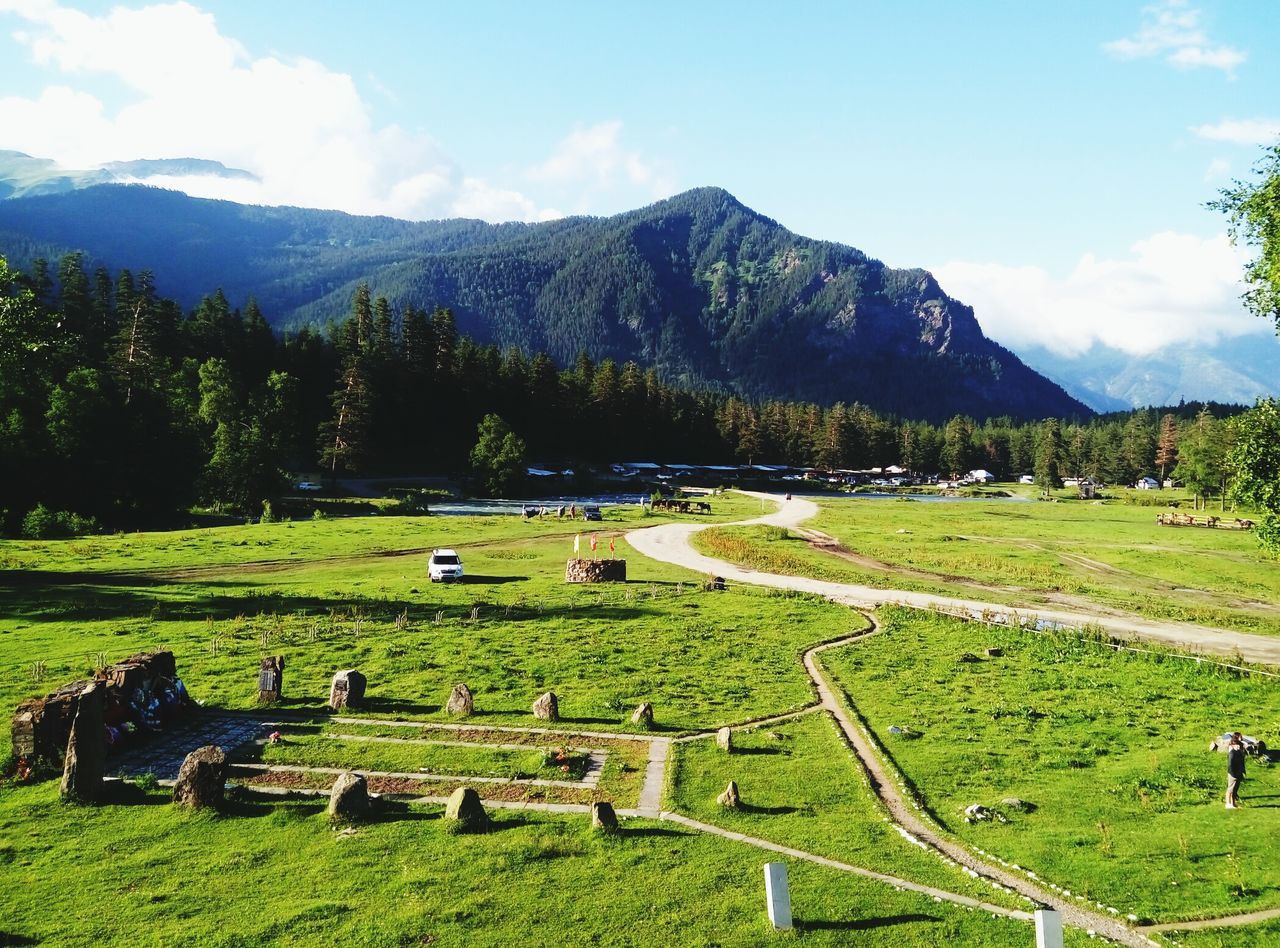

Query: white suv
<box><xmin>428</xmin><ymin>549</ymin><xmax>464</xmax><ymax>583</ymax></box>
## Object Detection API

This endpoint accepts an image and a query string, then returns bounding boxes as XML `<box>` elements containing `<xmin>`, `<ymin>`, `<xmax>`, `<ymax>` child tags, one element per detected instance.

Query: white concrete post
<box><xmin>1034</xmin><ymin>909</ymin><xmax>1063</xmax><ymax>948</ymax></box>
<box><xmin>763</xmin><ymin>861</ymin><xmax>792</xmax><ymax>931</ymax></box>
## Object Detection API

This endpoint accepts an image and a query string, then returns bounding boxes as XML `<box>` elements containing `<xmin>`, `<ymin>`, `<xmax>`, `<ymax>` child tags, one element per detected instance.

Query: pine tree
<box><xmin>1034</xmin><ymin>418</ymin><xmax>1063</xmax><ymax>495</ymax></box>
<box><xmin>1155</xmin><ymin>413</ymin><xmax>1178</xmax><ymax>483</ymax></box>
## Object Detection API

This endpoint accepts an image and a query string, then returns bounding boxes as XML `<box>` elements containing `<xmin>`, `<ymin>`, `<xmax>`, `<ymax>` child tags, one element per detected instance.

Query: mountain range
<box><xmin>0</xmin><ymin>155</ymin><xmax>1094</xmax><ymax>422</ymax></box>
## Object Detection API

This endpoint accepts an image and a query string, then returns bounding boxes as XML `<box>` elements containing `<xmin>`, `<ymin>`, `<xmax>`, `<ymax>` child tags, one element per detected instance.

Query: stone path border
<box><xmin>803</xmin><ymin>625</ymin><xmax>1153</xmax><ymax>946</ymax></box>
<box><xmin>1141</xmin><ymin>906</ymin><xmax>1280</xmax><ymax>933</ymax></box>
<box><xmin>656</xmin><ymin>811</ymin><xmax>1031</xmax><ymax>921</ymax></box>
<box><xmin>229</xmin><ymin>782</ymin><xmax>1029</xmax><ymax>922</ymax></box>
<box><xmin>230</xmin><ymin>760</ymin><xmax>601</xmax><ymax>791</ymax></box>
<box><xmin>330</xmin><ymin>716</ymin><xmax>653</xmax><ymax>742</ymax></box>
<box><xmin>328</xmin><ymin>734</ymin><xmax>608</xmax><ymax>787</ymax></box>
<box><xmin>671</xmin><ymin>705</ymin><xmax>822</xmax><ymax>743</ymax></box>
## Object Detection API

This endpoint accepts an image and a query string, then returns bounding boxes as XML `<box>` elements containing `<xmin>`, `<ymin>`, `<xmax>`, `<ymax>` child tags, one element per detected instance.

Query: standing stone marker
<box><xmin>630</xmin><ymin>702</ymin><xmax>654</xmax><ymax>728</ymax></box>
<box><xmin>328</xmin><ymin>771</ymin><xmax>370</xmax><ymax>822</ymax></box>
<box><xmin>716</xmin><ymin>727</ymin><xmax>733</xmax><ymax>752</ymax></box>
<box><xmin>532</xmin><ymin>691</ymin><xmax>559</xmax><ymax>722</ymax></box>
<box><xmin>445</xmin><ymin>683</ymin><xmax>474</xmax><ymax>716</ymax></box>
<box><xmin>59</xmin><ymin>681</ymin><xmax>104</xmax><ymax>803</ymax></box>
<box><xmin>1034</xmin><ymin>909</ymin><xmax>1063</xmax><ymax>948</ymax></box>
<box><xmin>173</xmin><ymin>745</ymin><xmax>227</xmax><ymax>809</ymax></box>
<box><xmin>328</xmin><ymin>669</ymin><xmax>367</xmax><ymax>710</ymax></box>
<box><xmin>717</xmin><ymin>780</ymin><xmax>740</xmax><ymax>808</ymax></box>
<box><xmin>257</xmin><ymin>656</ymin><xmax>284</xmax><ymax>704</ymax></box>
<box><xmin>763</xmin><ymin>862</ymin><xmax>793</xmax><ymax>931</ymax></box>
<box><xmin>590</xmin><ymin>801</ymin><xmax>619</xmax><ymax>832</ymax></box>
<box><xmin>444</xmin><ymin>786</ymin><xmax>488</xmax><ymax>833</ymax></box>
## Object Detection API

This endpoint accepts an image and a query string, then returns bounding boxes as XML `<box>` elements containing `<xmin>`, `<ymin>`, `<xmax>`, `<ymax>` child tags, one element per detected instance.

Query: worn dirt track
<box><xmin>626</xmin><ymin>493</ymin><xmax>1280</xmax><ymax>666</ymax></box>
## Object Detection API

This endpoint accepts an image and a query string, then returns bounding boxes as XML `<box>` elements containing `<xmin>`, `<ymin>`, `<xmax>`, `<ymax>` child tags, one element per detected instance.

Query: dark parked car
<box><xmin>582</xmin><ymin>505</ymin><xmax>603</xmax><ymax>521</ymax></box>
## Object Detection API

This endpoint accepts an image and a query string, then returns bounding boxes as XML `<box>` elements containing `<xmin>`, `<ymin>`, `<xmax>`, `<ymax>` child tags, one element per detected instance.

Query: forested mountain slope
<box><xmin>0</xmin><ymin>181</ymin><xmax>1088</xmax><ymax>421</ymax></box>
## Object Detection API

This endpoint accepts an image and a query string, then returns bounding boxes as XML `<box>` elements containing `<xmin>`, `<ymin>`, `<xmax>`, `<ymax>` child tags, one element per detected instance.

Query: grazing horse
<box><xmin>696</xmin><ymin>501</ymin><xmax>711</xmax><ymax>514</ymax></box>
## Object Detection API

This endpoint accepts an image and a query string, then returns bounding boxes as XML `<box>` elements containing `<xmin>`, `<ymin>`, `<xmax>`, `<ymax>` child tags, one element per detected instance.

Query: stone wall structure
<box><xmin>564</xmin><ymin>558</ymin><xmax>627</xmax><ymax>583</ymax></box>
<box><xmin>12</xmin><ymin>651</ymin><xmax>193</xmax><ymax>764</ymax></box>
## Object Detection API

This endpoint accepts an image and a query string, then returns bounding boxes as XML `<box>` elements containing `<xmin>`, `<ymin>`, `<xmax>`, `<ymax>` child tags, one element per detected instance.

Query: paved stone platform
<box><xmin>107</xmin><ymin>712</ymin><xmax>272</xmax><ymax>780</ymax></box>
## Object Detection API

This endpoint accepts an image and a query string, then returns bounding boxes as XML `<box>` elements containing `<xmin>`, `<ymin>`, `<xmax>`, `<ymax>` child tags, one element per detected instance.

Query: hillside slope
<box><xmin>0</xmin><ymin>182</ymin><xmax>1089</xmax><ymax>421</ymax></box>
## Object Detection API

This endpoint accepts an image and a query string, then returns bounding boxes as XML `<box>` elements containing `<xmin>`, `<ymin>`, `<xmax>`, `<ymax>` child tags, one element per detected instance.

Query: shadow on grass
<box><xmin>737</xmin><ymin>802</ymin><xmax>800</xmax><ymax>815</ymax></box>
<box><xmin>220</xmin><ymin>796</ymin><xmax>299</xmax><ymax>818</ymax></box>
<box><xmin>798</xmin><ymin>913</ymin><xmax>942</xmax><ymax>931</ymax></box>
<box><xmin>0</xmin><ymin>932</ymin><xmax>40</xmax><ymax>945</ymax></box>
<box><xmin>560</xmin><ymin>716</ymin><xmax>622</xmax><ymax>726</ymax></box>
<box><xmin>101</xmin><ymin>781</ymin><xmax>170</xmax><ymax>806</ymax></box>
<box><xmin>458</xmin><ymin>575</ymin><xmax>528</xmax><ymax>585</ymax></box>
<box><xmin>485</xmin><ymin>815</ymin><xmax>535</xmax><ymax>833</ymax></box>
<box><xmin>616</xmin><ymin>826</ymin><xmax>688</xmax><ymax>838</ymax></box>
<box><xmin>357</xmin><ymin>697</ymin><xmax>442</xmax><ymax>716</ymax></box>
<box><xmin>733</xmin><ymin>747</ymin><xmax>788</xmax><ymax>756</ymax></box>
<box><xmin>371</xmin><ymin>804</ymin><xmax>442</xmax><ymax>824</ymax></box>
<box><xmin>3</xmin><ymin>576</ymin><xmax>664</xmax><ymax>627</ymax></box>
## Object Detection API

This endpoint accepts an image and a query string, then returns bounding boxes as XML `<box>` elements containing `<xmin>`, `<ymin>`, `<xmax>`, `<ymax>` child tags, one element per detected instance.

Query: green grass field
<box><xmin>0</xmin><ymin>783</ymin><xmax>1039</xmax><ymax>947</ymax></box>
<box><xmin>821</xmin><ymin>607</ymin><xmax>1280</xmax><ymax>924</ymax></box>
<box><xmin>3</xmin><ymin>493</ymin><xmax>1277</xmax><ymax>944</ymax></box>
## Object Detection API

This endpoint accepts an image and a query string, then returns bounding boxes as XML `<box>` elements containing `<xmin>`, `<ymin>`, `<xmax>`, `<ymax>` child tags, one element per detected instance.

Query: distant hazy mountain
<box><xmin>0</xmin><ymin>173</ymin><xmax>1089</xmax><ymax>422</ymax></box>
<box><xmin>0</xmin><ymin>150</ymin><xmax>256</xmax><ymax>200</ymax></box>
<box><xmin>1021</xmin><ymin>333</ymin><xmax>1280</xmax><ymax>411</ymax></box>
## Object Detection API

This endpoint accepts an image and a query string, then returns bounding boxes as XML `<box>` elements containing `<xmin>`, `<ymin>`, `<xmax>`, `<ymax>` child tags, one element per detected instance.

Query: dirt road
<box><xmin>625</xmin><ymin>493</ymin><xmax>1280</xmax><ymax>667</ymax></box>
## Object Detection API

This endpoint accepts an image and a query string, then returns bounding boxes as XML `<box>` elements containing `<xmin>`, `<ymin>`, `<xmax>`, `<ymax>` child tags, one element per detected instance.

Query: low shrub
<box><xmin>21</xmin><ymin>504</ymin><xmax>100</xmax><ymax>539</ymax></box>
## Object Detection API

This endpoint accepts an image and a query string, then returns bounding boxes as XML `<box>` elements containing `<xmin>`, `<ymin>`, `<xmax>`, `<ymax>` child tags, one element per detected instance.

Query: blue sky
<box><xmin>1</xmin><ymin>0</ymin><xmax>1277</xmax><ymax>358</ymax></box>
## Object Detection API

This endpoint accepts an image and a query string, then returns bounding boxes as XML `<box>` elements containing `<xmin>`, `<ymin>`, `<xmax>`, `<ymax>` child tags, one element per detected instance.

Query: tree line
<box><xmin>0</xmin><ymin>252</ymin><xmax>1273</xmax><ymax>546</ymax></box>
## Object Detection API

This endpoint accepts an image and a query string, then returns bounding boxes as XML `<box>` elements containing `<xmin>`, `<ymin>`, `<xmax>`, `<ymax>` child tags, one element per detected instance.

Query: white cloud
<box><xmin>1103</xmin><ymin>1</ymin><xmax>1245</xmax><ymax>75</ymax></box>
<box><xmin>1203</xmin><ymin>157</ymin><xmax>1231</xmax><ymax>181</ymax></box>
<box><xmin>0</xmin><ymin>0</ymin><xmax>567</xmax><ymax>222</ymax></box>
<box><xmin>935</xmin><ymin>232</ymin><xmax>1257</xmax><ymax>358</ymax></box>
<box><xmin>1192</xmin><ymin>117</ymin><xmax>1280</xmax><ymax>146</ymax></box>
<box><xmin>528</xmin><ymin>120</ymin><xmax>674</xmax><ymax>205</ymax></box>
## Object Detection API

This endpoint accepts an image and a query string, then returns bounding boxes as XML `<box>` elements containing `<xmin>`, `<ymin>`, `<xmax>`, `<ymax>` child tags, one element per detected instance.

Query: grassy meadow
<box><xmin>696</xmin><ymin>488</ymin><xmax>1280</xmax><ymax>637</ymax></box>
<box><xmin>821</xmin><ymin>607</ymin><xmax>1280</xmax><ymax>924</ymax></box>
<box><xmin>0</xmin><ymin>782</ymin><xmax>1041</xmax><ymax>947</ymax></box>
<box><xmin>2</xmin><ymin>491</ymin><xmax>1277</xmax><ymax>944</ymax></box>
<box><xmin>667</xmin><ymin>711</ymin><xmax>1025</xmax><ymax>910</ymax></box>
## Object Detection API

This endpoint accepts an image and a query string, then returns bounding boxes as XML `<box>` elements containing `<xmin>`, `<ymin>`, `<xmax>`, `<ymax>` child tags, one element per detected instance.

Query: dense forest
<box><xmin>0</xmin><ymin>253</ymin><xmax>1252</xmax><ymax>539</ymax></box>
<box><xmin>0</xmin><ymin>184</ymin><xmax>1087</xmax><ymax>422</ymax></box>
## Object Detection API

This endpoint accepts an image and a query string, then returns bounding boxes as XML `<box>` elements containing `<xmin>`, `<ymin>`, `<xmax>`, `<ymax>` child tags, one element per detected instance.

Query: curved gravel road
<box><xmin>626</xmin><ymin>493</ymin><xmax>1280</xmax><ymax>666</ymax></box>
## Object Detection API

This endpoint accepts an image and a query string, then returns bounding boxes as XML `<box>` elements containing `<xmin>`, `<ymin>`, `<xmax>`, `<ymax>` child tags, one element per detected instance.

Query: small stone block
<box><xmin>444</xmin><ymin>786</ymin><xmax>488</xmax><ymax>833</ymax></box>
<box><xmin>716</xmin><ymin>727</ymin><xmax>732</xmax><ymax>752</ymax></box>
<box><xmin>590</xmin><ymin>801</ymin><xmax>619</xmax><ymax>832</ymax></box>
<box><xmin>328</xmin><ymin>669</ymin><xmax>367</xmax><ymax>710</ymax></box>
<box><xmin>630</xmin><ymin>702</ymin><xmax>654</xmax><ymax>728</ymax></box>
<box><xmin>1034</xmin><ymin>909</ymin><xmax>1063</xmax><ymax>948</ymax></box>
<box><xmin>532</xmin><ymin>691</ymin><xmax>559</xmax><ymax>722</ymax></box>
<box><xmin>445</xmin><ymin>683</ymin><xmax>474</xmax><ymax>716</ymax></box>
<box><xmin>328</xmin><ymin>771</ymin><xmax>370</xmax><ymax>822</ymax></box>
<box><xmin>717</xmin><ymin>780</ymin><xmax>740</xmax><ymax>808</ymax></box>
<box><xmin>764</xmin><ymin>862</ymin><xmax>792</xmax><ymax>930</ymax></box>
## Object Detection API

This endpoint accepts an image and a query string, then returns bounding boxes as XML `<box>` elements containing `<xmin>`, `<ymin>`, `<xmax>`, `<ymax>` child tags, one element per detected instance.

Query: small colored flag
<box><xmin>574</xmin><ymin>533</ymin><xmax>581</xmax><ymax>557</ymax></box>
<box><xmin>590</xmin><ymin>533</ymin><xmax>598</xmax><ymax>552</ymax></box>
<box><xmin>609</xmin><ymin>535</ymin><xmax>616</xmax><ymax>556</ymax></box>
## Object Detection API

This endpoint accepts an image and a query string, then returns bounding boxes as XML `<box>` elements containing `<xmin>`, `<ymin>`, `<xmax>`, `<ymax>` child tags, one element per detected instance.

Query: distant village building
<box><xmin>967</xmin><ymin>469</ymin><xmax>996</xmax><ymax>483</ymax></box>
<box><xmin>1136</xmin><ymin>476</ymin><xmax>1159</xmax><ymax>490</ymax></box>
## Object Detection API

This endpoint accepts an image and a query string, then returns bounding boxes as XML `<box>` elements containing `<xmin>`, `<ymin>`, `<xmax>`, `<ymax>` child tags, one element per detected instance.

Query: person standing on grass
<box><xmin>1226</xmin><ymin>732</ymin><xmax>1246</xmax><ymax>808</ymax></box>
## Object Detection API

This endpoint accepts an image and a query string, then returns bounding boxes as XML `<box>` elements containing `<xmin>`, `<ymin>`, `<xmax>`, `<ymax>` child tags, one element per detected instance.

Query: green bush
<box><xmin>21</xmin><ymin>504</ymin><xmax>99</xmax><ymax>539</ymax></box>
